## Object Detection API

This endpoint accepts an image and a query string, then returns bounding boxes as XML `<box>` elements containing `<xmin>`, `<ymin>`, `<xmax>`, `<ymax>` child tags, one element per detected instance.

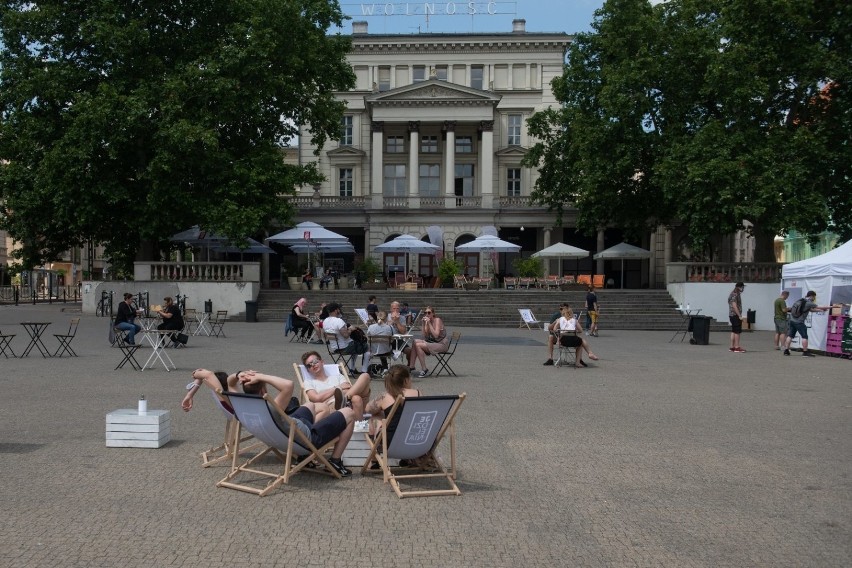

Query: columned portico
<box><xmin>408</xmin><ymin>121</ymin><xmax>420</xmax><ymax>207</ymax></box>
<box><xmin>443</xmin><ymin>120</ymin><xmax>456</xmax><ymax>207</ymax></box>
<box><xmin>479</xmin><ymin>120</ymin><xmax>494</xmax><ymax>208</ymax></box>
<box><xmin>371</xmin><ymin>121</ymin><xmax>384</xmax><ymax>208</ymax></box>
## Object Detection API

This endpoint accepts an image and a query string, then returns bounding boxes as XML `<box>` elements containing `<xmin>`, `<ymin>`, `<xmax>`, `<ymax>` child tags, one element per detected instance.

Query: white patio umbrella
<box><xmin>454</xmin><ymin>235</ymin><xmax>521</xmax><ymax>253</ymax></box>
<box><xmin>375</xmin><ymin>234</ymin><xmax>440</xmax><ymax>274</ymax></box>
<box><xmin>531</xmin><ymin>242</ymin><xmax>590</xmax><ymax>276</ymax></box>
<box><xmin>593</xmin><ymin>242</ymin><xmax>652</xmax><ymax>288</ymax></box>
<box><xmin>266</xmin><ymin>221</ymin><xmax>350</xmax><ymax>244</ymax></box>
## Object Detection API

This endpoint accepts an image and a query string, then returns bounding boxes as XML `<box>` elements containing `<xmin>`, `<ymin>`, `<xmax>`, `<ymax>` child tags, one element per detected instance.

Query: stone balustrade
<box><xmin>666</xmin><ymin>262</ymin><xmax>783</xmax><ymax>284</ymax></box>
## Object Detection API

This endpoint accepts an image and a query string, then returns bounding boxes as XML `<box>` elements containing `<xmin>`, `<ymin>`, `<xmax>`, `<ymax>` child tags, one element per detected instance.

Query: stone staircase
<box><xmin>256</xmin><ymin>288</ymin><xmax>727</xmax><ymax>331</ymax></box>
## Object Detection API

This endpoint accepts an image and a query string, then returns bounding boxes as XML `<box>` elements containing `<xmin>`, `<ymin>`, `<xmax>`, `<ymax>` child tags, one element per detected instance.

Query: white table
<box><xmin>670</xmin><ymin>308</ymin><xmax>702</xmax><ymax>343</ymax></box>
<box><xmin>193</xmin><ymin>312</ymin><xmax>212</xmax><ymax>336</ymax></box>
<box><xmin>141</xmin><ymin>330</ymin><xmax>177</xmax><ymax>371</ymax></box>
<box><xmin>106</xmin><ymin>409</ymin><xmax>171</xmax><ymax>448</ymax></box>
<box><xmin>391</xmin><ymin>333</ymin><xmax>413</xmax><ymax>365</ymax></box>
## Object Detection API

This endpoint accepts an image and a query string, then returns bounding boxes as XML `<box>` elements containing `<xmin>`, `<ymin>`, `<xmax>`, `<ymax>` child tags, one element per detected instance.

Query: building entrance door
<box><xmin>457</xmin><ymin>253</ymin><xmax>479</xmax><ymax>277</ymax></box>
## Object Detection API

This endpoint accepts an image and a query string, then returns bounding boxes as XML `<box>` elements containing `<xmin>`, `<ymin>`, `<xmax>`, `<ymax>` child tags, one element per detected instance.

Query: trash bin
<box><xmin>689</xmin><ymin>315</ymin><xmax>711</xmax><ymax>345</ymax></box>
<box><xmin>204</xmin><ymin>299</ymin><xmax>213</xmax><ymax>313</ymax></box>
<box><xmin>747</xmin><ymin>309</ymin><xmax>756</xmax><ymax>325</ymax></box>
<box><xmin>245</xmin><ymin>300</ymin><xmax>258</xmax><ymax>323</ymax></box>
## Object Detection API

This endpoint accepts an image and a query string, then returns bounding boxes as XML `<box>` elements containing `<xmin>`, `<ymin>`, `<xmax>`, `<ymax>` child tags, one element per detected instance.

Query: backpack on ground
<box><xmin>791</xmin><ymin>298</ymin><xmax>808</xmax><ymax>319</ymax></box>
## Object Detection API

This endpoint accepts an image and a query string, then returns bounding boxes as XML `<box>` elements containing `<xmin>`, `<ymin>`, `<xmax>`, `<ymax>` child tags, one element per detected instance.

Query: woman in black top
<box><xmin>157</xmin><ymin>296</ymin><xmax>184</xmax><ymax>345</ymax></box>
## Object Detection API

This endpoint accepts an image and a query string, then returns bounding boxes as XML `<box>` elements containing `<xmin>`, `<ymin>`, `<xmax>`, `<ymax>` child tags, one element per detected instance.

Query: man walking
<box><xmin>728</xmin><ymin>282</ymin><xmax>746</xmax><ymax>353</ymax></box>
<box><xmin>784</xmin><ymin>291</ymin><xmax>832</xmax><ymax>357</ymax></box>
<box><xmin>585</xmin><ymin>285</ymin><xmax>599</xmax><ymax>337</ymax></box>
<box><xmin>773</xmin><ymin>290</ymin><xmax>790</xmax><ymax>350</ymax></box>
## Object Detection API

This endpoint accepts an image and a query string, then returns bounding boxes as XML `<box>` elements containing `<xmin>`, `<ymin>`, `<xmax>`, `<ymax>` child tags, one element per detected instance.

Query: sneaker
<box><xmin>417</xmin><ymin>369</ymin><xmax>429</xmax><ymax>378</ymax></box>
<box><xmin>543</xmin><ymin>359</ymin><xmax>554</xmax><ymax>366</ymax></box>
<box><xmin>327</xmin><ymin>457</ymin><xmax>351</xmax><ymax>477</ymax></box>
<box><xmin>802</xmin><ymin>351</ymin><xmax>815</xmax><ymax>357</ymax></box>
<box><xmin>783</xmin><ymin>349</ymin><xmax>790</xmax><ymax>356</ymax></box>
<box><xmin>734</xmin><ymin>347</ymin><xmax>747</xmax><ymax>353</ymax></box>
<box><xmin>729</xmin><ymin>347</ymin><xmax>736</xmax><ymax>352</ymax></box>
<box><xmin>333</xmin><ymin>387</ymin><xmax>344</xmax><ymax>410</ymax></box>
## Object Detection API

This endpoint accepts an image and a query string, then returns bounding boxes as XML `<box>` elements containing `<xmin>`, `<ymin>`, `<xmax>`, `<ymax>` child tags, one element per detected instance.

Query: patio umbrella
<box><xmin>454</xmin><ymin>235</ymin><xmax>521</xmax><ymax>253</ymax></box>
<box><xmin>531</xmin><ymin>242</ymin><xmax>590</xmax><ymax>277</ymax></box>
<box><xmin>169</xmin><ymin>225</ymin><xmax>231</xmax><ymax>261</ymax></box>
<box><xmin>266</xmin><ymin>221</ymin><xmax>350</xmax><ymax>244</ymax></box>
<box><xmin>593</xmin><ymin>242</ymin><xmax>652</xmax><ymax>288</ymax></box>
<box><xmin>213</xmin><ymin>238</ymin><xmax>275</xmax><ymax>255</ymax></box>
<box><xmin>375</xmin><ymin>234</ymin><xmax>440</xmax><ymax>274</ymax></box>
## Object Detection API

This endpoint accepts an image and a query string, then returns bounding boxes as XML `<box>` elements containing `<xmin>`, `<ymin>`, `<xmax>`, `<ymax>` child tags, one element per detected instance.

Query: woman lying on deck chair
<box><xmin>181</xmin><ymin>368</ymin><xmax>297</xmax><ymax>415</ymax></box>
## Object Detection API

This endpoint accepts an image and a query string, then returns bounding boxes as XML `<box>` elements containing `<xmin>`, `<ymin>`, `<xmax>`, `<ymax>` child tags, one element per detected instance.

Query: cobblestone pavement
<box><xmin>1</xmin><ymin>303</ymin><xmax>850</xmax><ymax>567</ymax></box>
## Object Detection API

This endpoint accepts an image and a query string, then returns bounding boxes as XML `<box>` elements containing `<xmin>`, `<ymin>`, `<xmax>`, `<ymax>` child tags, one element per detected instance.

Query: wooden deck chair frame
<box><xmin>453</xmin><ymin>275</ymin><xmax>467</xmax><ymax>289</ymax></box>
<box><xmin>361</xmin><ymin>393</ymin><xmax>466</xmax><ymax>498</ymax></box>
<box><xmin>201</xmin><ymin>391</ymin><xmax>262</xmax><ymax>468</ymax></box>
<box><xmin>210</xmin><ymin>310</ymin><xmax>228</xmax><ymax>337</ymax></box>
<box><xmin>53</xmin><ymin>317</ymin><xmax>80</xmax><ymax>357</ymax></box>
<box><xmin>113</xmin><ymin>328</ymin><xmax>141</xmax><ymax>370</ymax></box>
<box><xmin>504</xmin><ymin>276</ymin><xmax>517</xmax><ymax>290</ymax></box>
<box><xmin>0</xmin><ymin>327</ymin><xmax>16</xmax><ymax>358</ymax></box>
<box><xmin>216</xmin><ymin>391</ymin><xmax>341</xmax><ymax>496</ymax></box>
<box><xmin>518</xmin><ymin>277</ymin><xmax>534</xmax><ymax>289</ymax></box>
<box><xmin>518</xmin><ymin>308</ymin><xmax>545</xmax><ymax>330</ymax></box>
<box><xmin>406</xmin><ymin>308</ymin><xmax>423</xmax><ymax>333</ymax></box>
<box><xmin>292</xmin><ymin>362</ymin><xmax>349</xmax><ymax>403</ymax></box>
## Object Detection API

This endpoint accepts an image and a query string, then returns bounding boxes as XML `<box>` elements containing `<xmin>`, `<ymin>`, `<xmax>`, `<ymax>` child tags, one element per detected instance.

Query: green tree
<box><xmin>0</xmin><ymin>0</ymin><xmax>355</xmax><ymax>271</ymax></box>
<box><xmin>525</xmin><ymin>0</ymin><xmax>851</xmax><ymax>260</ymax></box>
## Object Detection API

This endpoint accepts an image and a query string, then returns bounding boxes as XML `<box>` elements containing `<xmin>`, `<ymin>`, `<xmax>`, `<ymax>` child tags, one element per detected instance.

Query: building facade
<box><xmin>289</xmin><ymin>20</ymin><xmax>670</xmax><ymax>287</ymax></box>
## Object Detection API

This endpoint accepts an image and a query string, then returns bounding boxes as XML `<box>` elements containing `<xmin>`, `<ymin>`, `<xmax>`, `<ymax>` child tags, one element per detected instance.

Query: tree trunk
<box><xmin>752</xmin><ymin>228</ymin><xmax>778</xmax><ymax>263</ymax></box>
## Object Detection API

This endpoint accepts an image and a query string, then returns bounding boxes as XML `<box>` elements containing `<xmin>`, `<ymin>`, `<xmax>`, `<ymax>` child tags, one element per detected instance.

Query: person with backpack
<box><xmin>728</xmin><ymin>282</ymin><xmax>747</xmax><ymax>353</ymax></box>
<box><xmin>784</xmin><ymin>291</ymin><xmax>832</xmax><ymax>357</ymax></box>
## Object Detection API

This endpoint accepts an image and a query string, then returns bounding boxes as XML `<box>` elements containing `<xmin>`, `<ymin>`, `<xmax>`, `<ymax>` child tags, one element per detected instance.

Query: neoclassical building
<box><xmin>290</xmin><ymin>19</ymin><xmax>667</xmax><ymax>287</ymax></box>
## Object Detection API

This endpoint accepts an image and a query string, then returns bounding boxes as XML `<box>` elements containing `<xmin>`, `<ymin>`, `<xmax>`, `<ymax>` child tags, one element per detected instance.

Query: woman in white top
<box><xmin>549</xmin><ymin>305</ymin><xmax>599</xmax><ymax>368</ymax></box>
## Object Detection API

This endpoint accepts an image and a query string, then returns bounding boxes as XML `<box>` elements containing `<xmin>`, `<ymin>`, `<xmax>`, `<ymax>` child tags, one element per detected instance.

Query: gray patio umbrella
<box><xmin>593</xmin><ymin>242</ymin><xmax>652</xmax><ymax>288</ymax></box>
<box><xmin>266</xmin><ymin>221</ymin><xmax>350</xmax><ymax>244</ymax></box>
<box><xmin>213</xmin><ymin>238</ymin><xmax>275</xmax><ymax>255</ymax></box>
<box><xmin>531</xmin><ymin>242</ymin><xmax>590</xmax><ymax>276</ymax></box>
<box><xmin>454</xmin><ymin>235</ymin><xmax>521</xmax><ymax>253</ymax></box>
<box><xmin>169</xmin><ymin>225</ymin><xmax>231</xmax><ymax>261</ymax></box>
<box><xmin>375</xmin><ymin>234</ymin><xmax>440</xmax><ymax>272</ymax></box>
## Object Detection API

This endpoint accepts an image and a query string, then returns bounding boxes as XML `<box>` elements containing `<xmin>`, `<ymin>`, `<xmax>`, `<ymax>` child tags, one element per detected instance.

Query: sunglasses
<box><xmin>425</xmin><ymin>311</ymin><xmax>433</xmax><ymax>314</ymax></box>
<box><xmin>305</xmin><ymin>359</ymin><xmax>321</xmax><ymax>367</ymax></box>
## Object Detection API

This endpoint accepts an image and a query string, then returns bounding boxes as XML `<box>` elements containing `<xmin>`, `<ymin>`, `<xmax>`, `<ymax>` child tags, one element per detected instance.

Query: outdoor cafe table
<box><xmin>20</xmin><ymin>322</ymin><xmax>52</xmax><ymax>358</ymax></box>
<box><xmin>193</xmin><ymin>311</ymin><xmax>212</xmax><ymax>336</ymax></box>
<box><xmin>669</xmin><ymin>308</ymin><xmax>702</xmax><ymax>343</ymax></box>
<box><xmin>141</xmin><ymin>330</ymin><xmax>177</xmax><ymax>372</ymax></box>
<box><xmin>391</xmin><ymin>333</ymin><xmax>413</xmax><ymax>365</ymax></box>
<box><xmin>137</xmin><ymin>315</ymin><xmax>159</xmax><ymax>332</ymax></box>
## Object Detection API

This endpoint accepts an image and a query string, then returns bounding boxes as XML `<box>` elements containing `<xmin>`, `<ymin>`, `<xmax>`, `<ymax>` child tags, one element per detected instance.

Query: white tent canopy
<box><xmin>780</xmin><ymin>240</ymin><xmax>851</xmax><ymax>353</ymax></box>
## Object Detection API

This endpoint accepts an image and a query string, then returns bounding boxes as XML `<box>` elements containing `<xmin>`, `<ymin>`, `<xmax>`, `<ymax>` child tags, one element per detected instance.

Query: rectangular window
<box><xmin>383</xmin><ymin>164</ymin><xmax>407</xmax><ymax>196</ymax></box>
<box><xmin>454</xmin><ymin>164</ymin><xmax>474</xmax><ymax>196</ymax></box>
<box><xmin>339</xmin><ymin>168</ymin><xmax>353</xmax><ymax>197</ymax></box>
<box><xmin>386</xmin><ymin>136</ymin><xmax>405</xmax><ymax>153</ymax></box>
<box><xmin>419</xmin><ymin>164</ymin><xmax>440</xmax><ymax>197</ymax></box>
<box><xmin>413</xmin><ymin>65</ymin><xmax>426</xmax><ymax>82</ymax></box>
<box><xmin>340</xmin><ymin>116</ymin><xmax>353</xmax><ymax>146</ymax></box>
<box><xmin>507</xmin><ymin>168</ymin><xmax>521</xmax><ymax>196</ymax></box>
<box><xmin>421</xmin><ymin>135</ymin><xmax>438</xmax><ymax>153</ymax></box>
<box><xmin>377</xmin><ymin>67</ymin><xmax>391</xmax><ymax>91</ymax></box>
<box><xmin>434</xmin><ymin>65</ymin><xmax>448</xmax><ymax>81</ymax></box>
<box><xmin>471</xmin><ymin>65</ymin><xmax>484</xmax><ymax>89</ymax></box>
<box><xmin>455</xmin><ymin>136</ymin><xmax>473</xmax><ymax>154</ymax></box>
<box><xmin>507</xmin><ymin>114</ymin><xmax>522</xmax><ymax>146</ymax></box>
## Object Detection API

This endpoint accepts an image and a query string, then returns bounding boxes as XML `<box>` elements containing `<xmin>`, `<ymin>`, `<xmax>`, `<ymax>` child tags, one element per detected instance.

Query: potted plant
<box><xmin>437</xmin><ymin>257</ymin><xmax>463</xmax><ymax>288</ymax></box>
<box><xmin>355</xmin><ymin>256</ymin><xmax>385</xmax><ymax>289</ymax></box>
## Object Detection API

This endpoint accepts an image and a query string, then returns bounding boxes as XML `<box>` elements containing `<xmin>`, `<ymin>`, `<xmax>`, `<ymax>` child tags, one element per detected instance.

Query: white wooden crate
<box><xmin>106</xmin><ymin>409</ymin><xmax>171</xmax><ymax>448</ymax></box>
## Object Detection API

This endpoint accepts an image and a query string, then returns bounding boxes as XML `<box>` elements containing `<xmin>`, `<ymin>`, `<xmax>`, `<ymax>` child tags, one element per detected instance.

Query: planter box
<box><xmin>361</xmin><ymin>281</ymin><xmax>387</xmax><ymax>290</ymax></box>
<box><xmin>106</xmin><ymin>409</ymin><xmax>171</xmax><ymax>448</ymax></box>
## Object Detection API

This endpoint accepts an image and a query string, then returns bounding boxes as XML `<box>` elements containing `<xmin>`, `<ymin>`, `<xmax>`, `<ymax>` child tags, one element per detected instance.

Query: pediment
<box><xmin>495</xmin><ymin>145</ymin><xmax>529</xmax><ymax>157</ymax></box>
<box><xmin>326</xmin><ymin>145</ymin><xmax>366</xmax><ymax>158</ymax></box>
<box><xmin>366</xmin><ymin>79</ymin><xmax>501</xmax><ymax>106</ymax></box>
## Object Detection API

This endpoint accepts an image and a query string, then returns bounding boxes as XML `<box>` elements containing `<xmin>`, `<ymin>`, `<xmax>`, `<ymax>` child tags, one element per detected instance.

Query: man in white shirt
<box><xmin>323</xmin><ymin>302</ymin><xmax>369</xmax><ymax>373</ymax></box>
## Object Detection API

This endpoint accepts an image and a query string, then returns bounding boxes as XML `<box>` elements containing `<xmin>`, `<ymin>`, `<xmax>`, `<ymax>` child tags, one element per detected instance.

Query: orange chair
<box><xmin>577</xmin><ymin>274</ymin><xmax>592</xmax><ymax>286</ymax></box>
<box><xmin>592</xmin><ymin>275</ymin><xmax>604</xmax><ymax>289</ymax></box>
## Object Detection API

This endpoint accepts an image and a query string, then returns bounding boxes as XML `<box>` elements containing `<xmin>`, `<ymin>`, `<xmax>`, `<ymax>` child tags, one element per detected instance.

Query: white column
<box><xmin>408</xmin><ymin>121</ymin><xmax>420</xmax><ymax>207</ymax></box>
<box><xmin>443</xmin><ymin>121</ymin><xmax>456</xmax><ymax>207</ymax></box>
<box><xmin>371</xmin><ymin>121</ymin><xmax>384</xmax><ymax>209</ymax></box>
<box><xmin>479</xmin><ymin>121</ymin><xmax>494</xmax><ymax>208</ymax></box>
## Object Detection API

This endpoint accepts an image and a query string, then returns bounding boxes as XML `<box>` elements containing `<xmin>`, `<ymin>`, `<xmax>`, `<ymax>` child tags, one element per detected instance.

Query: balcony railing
<box><xmin>667</xmin><ymin>262</ymin><xmax>784</xmax><ymax>284</ymax></box>
<box><xmin>134</xmin><ymin>261</ymin><xmax>260</xmax><ymax>282</ymax></box>
<box><xmin>288</xmin><ymin>194</ymin><xmax>545</xmax><ymax>209</ymax></box>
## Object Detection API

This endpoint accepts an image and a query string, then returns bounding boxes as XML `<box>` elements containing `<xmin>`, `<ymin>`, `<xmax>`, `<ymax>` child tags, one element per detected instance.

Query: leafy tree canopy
<box><xmin>524</xmin><ymin>0</ymin><xmax>851</xmax><ymax>260</ymax></box>
<box><xmin>0</xmin><ymin>0</ymin><xmax>355</xmax><ymax>271</ymax></box>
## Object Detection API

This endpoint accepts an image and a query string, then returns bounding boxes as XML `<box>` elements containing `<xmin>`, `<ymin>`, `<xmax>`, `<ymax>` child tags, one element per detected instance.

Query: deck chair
<box><xmin>518</xmin><ymin>277</ymin><xmax>534</xmax><ymax>289</ymax></box>
<box><xmin>453</xmin><ymin>275</ymin><xmax>467</xmax><ymax>289</ymax></box>
<box><xmin>394</xmin><ymin>273</ymin><xmax>406</xmax><ymax>289</ymax></box>
<box><xmin>292</xmin><ymin>362</ymin><xmax>349</xmax><ymax>403</ymax></box>
<box><xmin>113</xmin><ymin>328</ymin><xmax>141</xmax><ymax>370</ymax></box>
<box><xmin>216</xmin><ymin>391</ymin><xmax>341</xmax><ymax>496</ymax></box>
<box><xmin>577</xmin><ymin>274</ymin><xmax>592</xmax><ymax>286</ymax></box>
<box><xmin>53</xmin><ymin>317</ymin><xmax>80</xmax><ymax>357</ymax></box>
<box><xmin>406</xmin><ymin>309</ymin><xmax>423</xmax><ymax>333</ymax></box>
<box><xmin>431</xmin><ymin>331</ymin><xmax>460</xmax><ymax>377</ymax></box>
<box><xmin>210</xmin><ymin>310</ymin><xmax>228</xmax><ymax>337</ymax></box>
<box><xmin>504</xmin><ymin>276</ymin><xmax>517</xmax><ymax>290</ymax></box>
<box><xmin>518</xmin><ymin>308</ymin><xmax>545</xmax><ymax>330</ymax></box>
<box><xmin>201</xmin><ymin>390</ymin><xmax>261</xmax><ymax>468</ymax></box>
<box><xmin>592</xmin><ymin>274</ymin><xmax>605</xmax><ymax>289</ymax></box>
<box><xmin>361</xmin><ymin>393</ymin><xmax>466</xmax><ymax>498</ymax></box>
<box><xmin>0</xmin><ymin>327</ymin><xmax>16</xmax><ymax>358</ymax></box>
